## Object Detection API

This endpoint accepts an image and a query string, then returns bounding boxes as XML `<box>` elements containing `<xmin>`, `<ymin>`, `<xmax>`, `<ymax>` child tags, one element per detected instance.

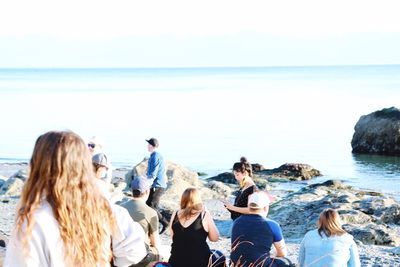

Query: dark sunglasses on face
<box><xmin>88</xmin><ymin>143</ymin><xmax>96</xmax><ymax>149</ymax></box>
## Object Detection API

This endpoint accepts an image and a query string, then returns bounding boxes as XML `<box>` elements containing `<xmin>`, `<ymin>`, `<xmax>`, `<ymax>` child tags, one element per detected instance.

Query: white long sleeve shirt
<box><xmin>4</xmin><ymin>201</ymin><xmax>147</xmax><ymax>267</ymax></box>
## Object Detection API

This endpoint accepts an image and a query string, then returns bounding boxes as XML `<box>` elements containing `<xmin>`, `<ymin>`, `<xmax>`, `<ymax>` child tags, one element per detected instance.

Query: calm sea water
<box><xmin>0</xmin><ymin>66</ymin><xmax>399</xmax><ymax>198</ymax></box>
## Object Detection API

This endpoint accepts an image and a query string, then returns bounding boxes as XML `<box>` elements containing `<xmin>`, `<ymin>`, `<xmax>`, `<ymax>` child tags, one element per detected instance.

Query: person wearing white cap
<box><xmin>230</xmin><ymin>191</ymin><xmax>292</xmax><ymax>267</ymax></box>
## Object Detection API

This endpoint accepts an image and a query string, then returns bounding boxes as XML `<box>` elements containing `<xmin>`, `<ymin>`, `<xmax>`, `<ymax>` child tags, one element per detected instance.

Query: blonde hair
<box><xmin>16</xmin><ymin>131</ymin><xmax>116</xmax><ymax>266</ymax></box>
<box><xmin>179</xmin><ymin>187</ymin><xmax>203</xmax><ymax>220</ymax></box>
<box><xmin>317</xmin><ymin>208</ymin><xmax>346</xmax><ymax>237</ymax></box>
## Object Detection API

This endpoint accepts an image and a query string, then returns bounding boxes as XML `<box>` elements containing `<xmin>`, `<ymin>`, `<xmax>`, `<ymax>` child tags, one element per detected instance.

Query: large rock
<box><xmin>351</xmin><ymin>107</ymin><xmax>400</xmax><ymax>155</ymax></box>
<box><xmin>258</xmin><ymin>163</ymin><xmax>321</xmax><ymax>181</ymax></box>
<box><xmin>207</xmin><ymin>172</ymin><xmax>236</xmax><ymax>184</ymax></box>
<box><xmin>125</xmin><ymin>158</ymin><xmax>203</xmax><ymax>213</ymax></box>
<box><xmin>205</xmin><ymin>180</ymin><xmax>232</xmax><ymax>198</ymax></box>
<box><xmin>207</xmin><ymin>172</ymin><xmax>269</xmax><ymax>189</ymax></box>
<box><xmin>269</xmin><ymin>180</ymin><xmax>400</xmax><ymax>246</ymax></box>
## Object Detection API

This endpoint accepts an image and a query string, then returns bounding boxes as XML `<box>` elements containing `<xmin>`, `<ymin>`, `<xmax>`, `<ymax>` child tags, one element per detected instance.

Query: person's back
<box><xmin>168</xmin><ymin>188</ymin><xmax>220</xmax><ymax>267</ymax></box>
<box><xmin>231</xmin><ymin>215</ymin><xmax>281</xmax><ymax>266</ymax></box>
<box><xmin>299</xmin><ymin>230</ymin><xmax>359</xmax><ymax>267</ymax></box>
<box><xmin>122</xmin><ymin>198</ymin><xmax>158</xmax><ymax>245</ymax></box>
<box><xmin>4</xmin><ymin>131</ymin><xmax>147</xmax><ymax>267</ymax></box>
<box><xmin>299</xmin><ymin>209</ymin><xmax>360</xmax><ymax>267</ymax></box>
<box><xmin>169</xmin><ymin>210</ymin><xmax>211</xmax><ymax>267</ymax></box>
<box><xmin>230</xmin><ymin>191</ymin><xmax>290</xmax><ymax>267</ymax></box>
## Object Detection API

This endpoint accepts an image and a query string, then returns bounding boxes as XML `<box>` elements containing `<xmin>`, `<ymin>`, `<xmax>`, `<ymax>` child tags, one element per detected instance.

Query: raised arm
<box><xmin>222</xmin><ymin>200</ymin><xmax>251</xmax><ymax>215</ymax></box>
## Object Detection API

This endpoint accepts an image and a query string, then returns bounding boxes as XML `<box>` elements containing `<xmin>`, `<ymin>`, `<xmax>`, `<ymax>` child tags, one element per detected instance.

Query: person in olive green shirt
<box><xmin>121</xmin><ymin>176</ymin><xmax>162</xmax><ymax>265</ymax></box>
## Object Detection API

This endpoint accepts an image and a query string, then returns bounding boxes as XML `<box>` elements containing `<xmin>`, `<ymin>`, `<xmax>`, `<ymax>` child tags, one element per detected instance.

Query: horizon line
<box><xmin>0</xmin><ymin>63</ymin><xmax>399</xmax><ymax>71</ymax></box>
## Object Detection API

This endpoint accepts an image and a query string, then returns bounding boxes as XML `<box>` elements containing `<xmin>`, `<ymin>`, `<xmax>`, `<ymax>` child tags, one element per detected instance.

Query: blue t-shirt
<box><xmin>231</xmin><ymin>214</ymin><xmax>283</xmax><ymax>267</ymax></box>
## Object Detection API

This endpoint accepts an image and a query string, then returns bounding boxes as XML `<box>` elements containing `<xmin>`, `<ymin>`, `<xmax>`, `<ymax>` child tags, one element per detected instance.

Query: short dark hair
<box><xmin>132</xmin><ymin>189</ymin><xmax>147</xmax><ymax>198</ymax></box>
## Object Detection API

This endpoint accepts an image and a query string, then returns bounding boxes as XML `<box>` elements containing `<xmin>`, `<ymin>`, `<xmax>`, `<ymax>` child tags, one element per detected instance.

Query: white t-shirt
<box><xmin>4</xmin><ymin>201</ymin><xmax>147</xmax><ymax>267</ymax></box>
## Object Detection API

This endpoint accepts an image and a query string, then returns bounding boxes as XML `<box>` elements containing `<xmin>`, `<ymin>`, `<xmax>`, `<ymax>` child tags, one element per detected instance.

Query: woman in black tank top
<box><xmin>222</xmin><ymin>157</ymin><xmax>258</xmax><ymax>220</ymax></box>
<box><xmin>168</xmin><ymin>188</ymin><xmax>220</xmax><ymax>267</ymax></box>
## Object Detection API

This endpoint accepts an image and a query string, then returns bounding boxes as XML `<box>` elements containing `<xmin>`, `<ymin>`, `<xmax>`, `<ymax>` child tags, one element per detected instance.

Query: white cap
<box><xmin>248</xmin><ymin>191</ymin><xmax>270</xmax><ymax>209</ymax></box>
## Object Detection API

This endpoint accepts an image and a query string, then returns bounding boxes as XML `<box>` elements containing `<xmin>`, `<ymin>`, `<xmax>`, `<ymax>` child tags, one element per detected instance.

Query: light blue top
<box><xmin>146</xmin><ymin>151</ymin><xmax>167</xmax><ymax>188</ymax></box>
<box><xmin>299</xmin><ymin>229</ymin><xmax>360</xmax><ymax>267</ymax></box>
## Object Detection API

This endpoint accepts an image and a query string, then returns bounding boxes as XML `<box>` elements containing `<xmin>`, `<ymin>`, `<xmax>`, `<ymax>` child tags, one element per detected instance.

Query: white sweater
<box><xmin>4</xmin><ymin>201</ymin><xmax>147</xmax><ymax>267</ymax></box>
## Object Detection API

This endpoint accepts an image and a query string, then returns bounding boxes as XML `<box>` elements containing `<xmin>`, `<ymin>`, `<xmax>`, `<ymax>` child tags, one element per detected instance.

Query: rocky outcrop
<box><xmin>207</xmin><ymin>172</ymin><xmax>236</xmax><ymax>184</ymax></box>
<box><xmin>9</xmin><ymin>169</ymin><xmax>28</xmax><ymax>182</ymax></box>
<box><xmin>206</xmin><ymin>172</ymin><xmax>270</xmax><ymax>190</ymax></box>
<box><xmin>258</xmin><ymin>163</ymin><xmax>321</xmax><ymax>180</ymax></box>
<box><xmin>208</xmin><ymin>163</ymin><xmax>321</xmax><ymax>185</ymax></box>
<box><xmin>351</xmin><ymin>107</ymin><xmax>400</xmax><ymax>155</ymax></box>
<box><xmin>121</xmin><ymin>159</ymin><xmax>223</xmax><ymax>213</ymax></box>
<box><xmin>0</xmin><ymin>177</ymin><xmax>25</xmax><ymax>196</ymax></box>
<box><xmin>205</xmin><ymin>181</ymin><xmax>232</xmax><ymax>198</ymax></box>
<box><xmin>269</xmin><ymin>180</ymin><xmax>400</xmax><ymax>246</ymax></box>
<box><xmin>124</xmin><ymin>158</ymin><xmax>199</xmax><ymax>189</ymax></box>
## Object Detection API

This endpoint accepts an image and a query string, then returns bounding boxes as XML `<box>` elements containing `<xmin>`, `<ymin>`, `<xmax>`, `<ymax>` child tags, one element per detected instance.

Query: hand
<box><xmin>221</xmin><ymin>199</ymin><xmax>233</xmax><ymax>210</ymax></box>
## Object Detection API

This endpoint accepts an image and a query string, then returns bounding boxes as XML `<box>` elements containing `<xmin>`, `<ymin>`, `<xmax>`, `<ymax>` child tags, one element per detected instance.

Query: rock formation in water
<box><xmin>351</xmin><ymin>107</ymin><xmax>400</xmax><ymax>155</ymax></box>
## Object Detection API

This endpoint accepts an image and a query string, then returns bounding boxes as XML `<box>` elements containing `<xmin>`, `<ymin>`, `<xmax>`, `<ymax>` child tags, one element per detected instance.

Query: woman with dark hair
<box><xmin>5</xmin><ymin>131</ymin><xmax>147</xmax><ymax>267</ymax></box>
<box><xmin>223</xmin><ymin>157</ymin><xmax>257</xmax><ymax>220</ymax></box>
<box><xmin>299</xmin><ymin>208</ymin><xmax>361</xmax><ymax>267</ymax></box>
<box><xmin>168</xmin><ymin>187</ymin><xmax>222</xmax><ymax>267</ymax></box>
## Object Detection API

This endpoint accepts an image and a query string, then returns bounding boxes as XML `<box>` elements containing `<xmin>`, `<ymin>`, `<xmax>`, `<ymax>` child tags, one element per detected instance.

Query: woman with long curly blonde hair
<box><xmin>5</xmin><ymin>131</ymin><xmax>147</xmax><ymax>267</ymax></box>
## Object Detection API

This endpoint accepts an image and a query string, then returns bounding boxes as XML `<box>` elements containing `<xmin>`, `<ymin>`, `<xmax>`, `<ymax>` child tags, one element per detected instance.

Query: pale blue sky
<box><xmin>1</xmin><ymin>0</ymin><xmax>400</xmax><ymax>68</ymax></box>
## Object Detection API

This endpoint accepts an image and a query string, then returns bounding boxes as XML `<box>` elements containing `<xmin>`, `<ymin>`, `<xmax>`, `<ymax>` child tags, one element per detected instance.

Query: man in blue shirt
<box><xmin>231</xmin><ymin>191</ymin><xmax>292</xmax><ymax>267</ymax></box>
<box><xmin>145</xmin><ymin>137</ymin><xmax>168</xmax><ymax>234</ymax></box>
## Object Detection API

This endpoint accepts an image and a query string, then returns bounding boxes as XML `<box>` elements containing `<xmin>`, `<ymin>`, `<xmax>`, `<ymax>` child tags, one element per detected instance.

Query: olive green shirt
<box><xmin>121</xmin><ymin>199</ymin><xmax>159</xmax><ymax>245</ymax></box>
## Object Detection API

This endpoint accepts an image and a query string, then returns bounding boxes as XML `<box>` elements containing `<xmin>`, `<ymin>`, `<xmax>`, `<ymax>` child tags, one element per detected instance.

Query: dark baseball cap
<box><xmin>131</xmin><ymin>176</ymin><xmax>151</xmax><ymax>193</ymax></box>
<box><xmin>146</xmin><ymin>138</ymin><xmax>159</xmax><ymax>147</ymax></box>
<box><xmin>92</xmin><ymin>153</ymin><xmax>109</xmax><ymax>169</ymax></box>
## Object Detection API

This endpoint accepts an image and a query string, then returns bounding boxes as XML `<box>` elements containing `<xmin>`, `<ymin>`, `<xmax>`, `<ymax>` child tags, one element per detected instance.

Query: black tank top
<box><xmin>168</xmin><ymin>211</ymin><xmax>211</xmax><ymax>267</ymax></box>
<box><xmin>230</xmin><ymin>185</ymin><xmax>257</xmax><ymax>220</ymax></box>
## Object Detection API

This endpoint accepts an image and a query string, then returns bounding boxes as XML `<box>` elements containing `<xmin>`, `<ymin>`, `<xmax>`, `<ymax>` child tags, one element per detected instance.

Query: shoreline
<box><xmin>2</xmin><ymin>161</ymin><xmax>400</xmax><ymax>200</ymax></box>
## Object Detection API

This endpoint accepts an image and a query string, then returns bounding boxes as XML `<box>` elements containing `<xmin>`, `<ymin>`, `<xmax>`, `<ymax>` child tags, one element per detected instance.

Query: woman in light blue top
<box><xmin>299</xmin><ymin>208</ymin><xmax>361</xmax><ymax>267</ymax></box>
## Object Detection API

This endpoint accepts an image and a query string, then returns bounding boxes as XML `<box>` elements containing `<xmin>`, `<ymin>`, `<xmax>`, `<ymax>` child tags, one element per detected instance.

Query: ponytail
<box><xmin>233</xmin><ymin>156</ymin><xmax>253</xmax><ymax>177</ymax></box>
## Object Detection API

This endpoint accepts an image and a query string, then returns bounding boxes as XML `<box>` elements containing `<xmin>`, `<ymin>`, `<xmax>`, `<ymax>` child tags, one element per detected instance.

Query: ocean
<box><xmin>0</xmin><ymin>65</ymin><xmax>399</xmax><ymax>198</ymax></box>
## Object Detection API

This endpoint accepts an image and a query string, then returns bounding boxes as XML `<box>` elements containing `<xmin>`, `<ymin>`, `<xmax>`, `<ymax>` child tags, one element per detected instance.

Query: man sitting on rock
<box><xmin>121</xmin><ymin>176</ymin><xmax>163</xmax><ymax>266</ymax></box>
<box><xmin>230</xmin><ymin>191</ymin><xmax>292</xmax><ymax>267</ymax></box>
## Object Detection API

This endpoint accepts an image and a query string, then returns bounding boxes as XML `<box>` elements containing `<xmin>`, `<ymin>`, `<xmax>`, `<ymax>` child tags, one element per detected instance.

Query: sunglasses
<box><xmin>88</xmin><ymin>143</ymin><xmax>96</xmax><ymax>149</ymax></box>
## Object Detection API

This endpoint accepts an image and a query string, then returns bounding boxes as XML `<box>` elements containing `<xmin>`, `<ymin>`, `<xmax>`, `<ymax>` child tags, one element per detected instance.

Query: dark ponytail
<box><xmin>233</xmin><ymin>156</ymin><xmax>253</xmax><ymax>177</ymax></box>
